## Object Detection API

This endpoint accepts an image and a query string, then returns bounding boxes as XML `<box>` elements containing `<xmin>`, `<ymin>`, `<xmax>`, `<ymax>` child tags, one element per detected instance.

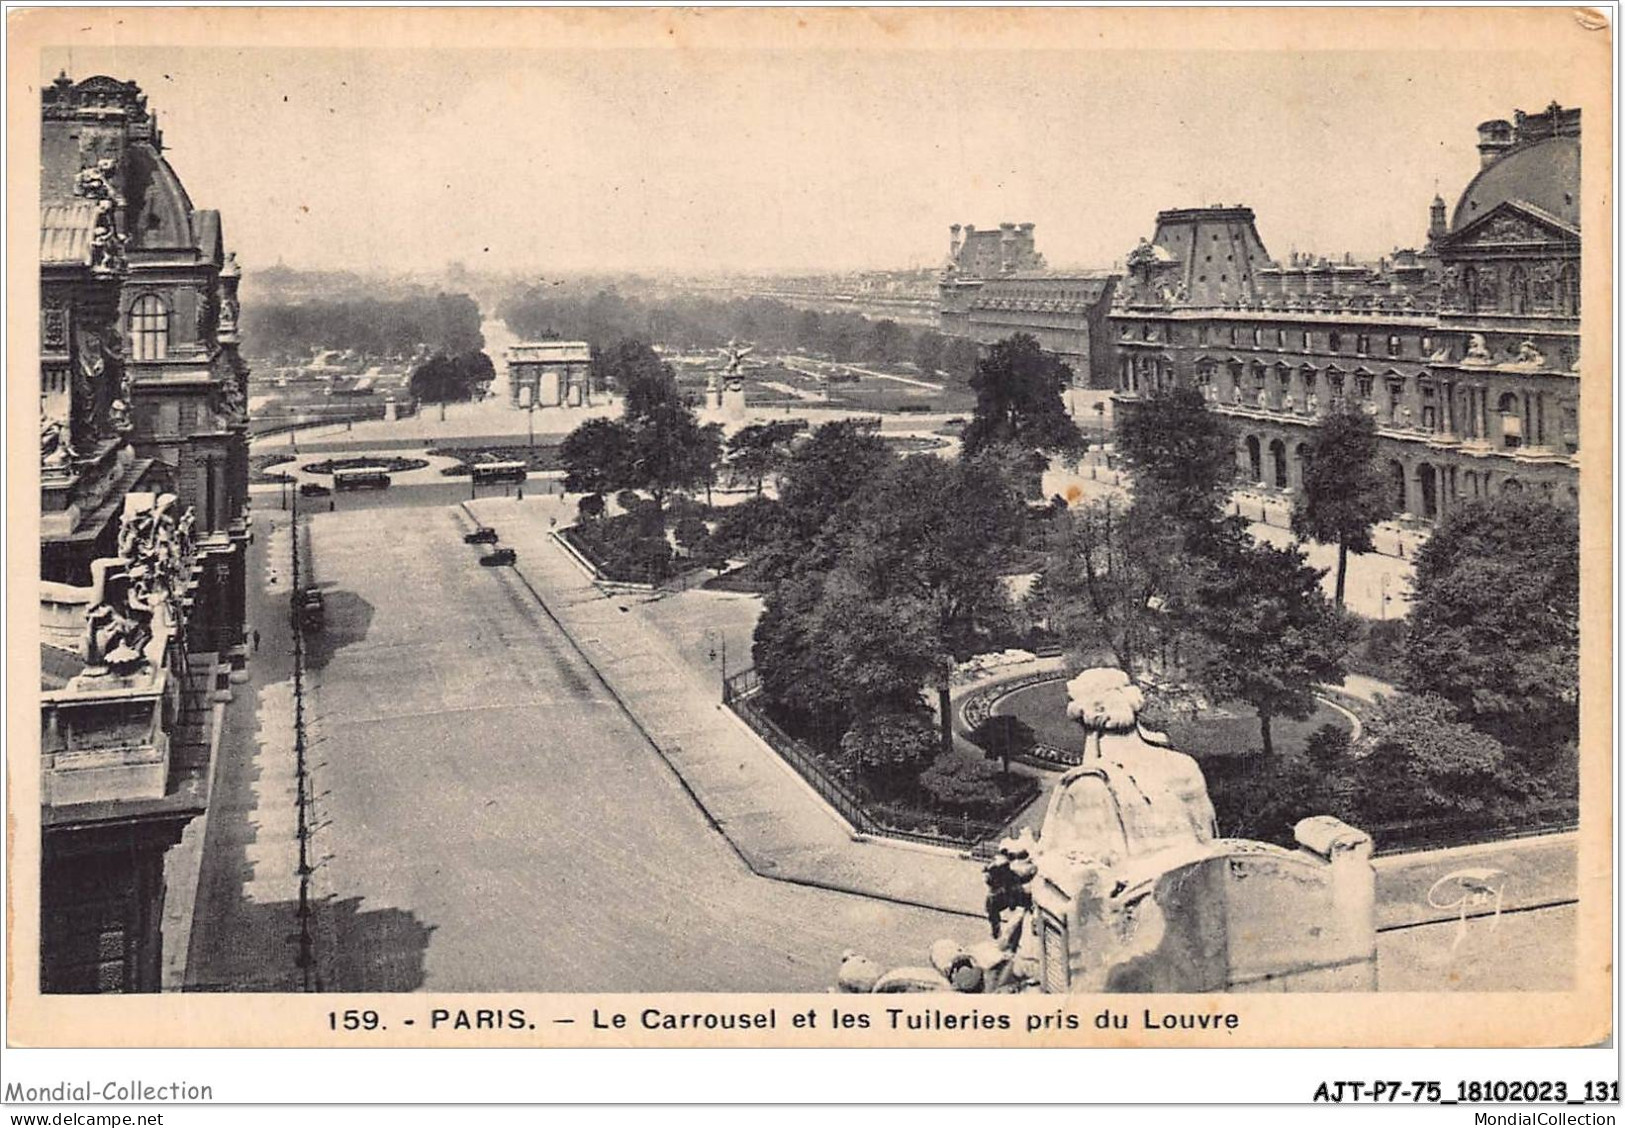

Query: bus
<box><xmin>469</xmin><ymin>460</ymin><xmax>529</xmax><ymax>487</ymax></box>
<box><xmin>332</xmin><ymin>466</ymin><xmax>392</xmax><ymax>490</ymax></box>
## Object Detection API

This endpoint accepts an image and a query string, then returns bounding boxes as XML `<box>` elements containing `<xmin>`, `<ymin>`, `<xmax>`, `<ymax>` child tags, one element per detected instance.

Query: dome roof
<box><xmin>1452</xmin><ymin>135</ymin><xmax>1579</xmax><ymax>232</ymax></box>
<box><xmin>123</xmin><ymin>141</ymin><xmax>195</xmax><ymax>251</ymax></box>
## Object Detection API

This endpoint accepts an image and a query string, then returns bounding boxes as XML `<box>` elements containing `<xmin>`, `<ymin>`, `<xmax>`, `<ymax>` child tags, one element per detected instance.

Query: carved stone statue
<box><xmin>1282</xmin><ymin>392</ymin><xmax>1296</xmax><ymax>414</ymax></box>
<box><xmin>82</xmin><ymin>567</ymin><xmax>153</xmax><ymax>677</ymax></box>
<box><xmin>1256</xmin><ymin>388</ymin><xmax>1268</xmax><ymax>409</ymax></box>
<box><xmin>720</xmin><ymin>341</ymin><xmax>752</xmax><ymax>393</ymax></box>
<box><xmin>1464</xmin><ymin>333</ymin><xmax>1493</xmax><ymax>363</ymax></box>
<box><xmin>41</xmin><ymin>414</ymin><xmax>74</xmax><ymax>468</ymax></box>
<box><xmin>1231</xmin><ymin>384</ymin><xmax>1243</xmax><ymax>405</ymax></box>
<box><xmin>1399</xmin><ymin>404</ymin><xmax>1414</xmax><ymax>429</ymax></box>
<box><xmin>1439</xmin><ymin>266</ymin><xmax>1461</xmax><ymax>309</ymax></box>
<box><xmin>1306</xmin><ymin>392</ymin><xmax>1320</xmax><ymax>415</ymax></box>
<box><xmin>1516</xmin><ymin>339</ymin><xmax>1546</xmax><ymax>368</ymax></box>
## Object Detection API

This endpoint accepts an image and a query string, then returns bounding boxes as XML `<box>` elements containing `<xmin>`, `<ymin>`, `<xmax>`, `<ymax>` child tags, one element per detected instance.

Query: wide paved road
<box><xmin>302</xmin><ymin>503</ymin><xmax>963</xmax><ymax>992</ymax></box>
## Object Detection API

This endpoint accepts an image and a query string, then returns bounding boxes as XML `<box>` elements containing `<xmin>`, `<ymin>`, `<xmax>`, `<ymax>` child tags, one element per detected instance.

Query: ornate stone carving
<box><xmin>41</xmin><ymin>414</ymin><xmax>75</xmax><ymax>469</ymax></box>
<box><xmin>1533</xmin><ymin>264</ymin><xmax>1557</xmax><ymax>304</ymax></box>
<box><xmin>1439</xmin><ymin>266</ymin><xmax>1461</xmax><ymax>310</ymax></box>
<box><xmin>116</xmin><ymin>493</ymin><xmax>193</xmax><ymax>614</ymax></box>
<box><xmin>42</xmin><ymin>304</ymin><xmax>69</xmax><ymax>351</ymax></box>
<box><xmin>83</xmin><ymin>575</ymin><xmax>153</xmax><ymax>677</ymax></box>
<box><xmin>1473</xmin><ymin>212</ymin><xmax>1546</xmax><ymax>244</ymax></box>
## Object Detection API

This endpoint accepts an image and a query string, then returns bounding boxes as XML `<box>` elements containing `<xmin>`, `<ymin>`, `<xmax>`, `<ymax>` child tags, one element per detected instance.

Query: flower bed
<box><xmin>725</xmin><ymin>671</ymin><xmax>1030</xmax><ymax>850</ymax></box>
<box><xmin>300</xmin><ymin>455</ymin><xmax>428</xmax><ymax>476</ymax></box>
<box><xmin>429</xmin><ymin>444</ymin><xmax>563</xmax><ymax>477</ymax></box>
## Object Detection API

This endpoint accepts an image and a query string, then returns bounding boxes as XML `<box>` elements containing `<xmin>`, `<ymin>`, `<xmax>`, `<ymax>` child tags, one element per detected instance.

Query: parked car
<box><xmin>293</xmin><ymin>589</ymin><xmax>325</xmax><ymax>631</ymax></box>
<box><xmin>463</xmin><ymin>528</ymin><xmax>499</xmax><ymax>544</ymax></box>
<box><xmin>299</xmin><ymin>482</ymin><xmax>333</xmax><ymax>498</ymax></box>
<box><xmin>479</xmin><ymin>548</ymin><xmax>517</xmax><ymax>567</ymax></box>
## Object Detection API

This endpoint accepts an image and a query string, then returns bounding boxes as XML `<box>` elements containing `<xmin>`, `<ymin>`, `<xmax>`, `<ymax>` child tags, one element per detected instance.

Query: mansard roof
<box><xmin>40</xmin><ymin>202</ymin><xmax>99</xmax><ymax>266</ymax></box>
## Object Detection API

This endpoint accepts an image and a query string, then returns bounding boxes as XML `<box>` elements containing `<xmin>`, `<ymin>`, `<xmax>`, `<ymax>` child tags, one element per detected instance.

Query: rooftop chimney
<box><xmin>1477</xmin><ymin>119</ymin><xmax>1515</xmax><ymax>168</ymax></box>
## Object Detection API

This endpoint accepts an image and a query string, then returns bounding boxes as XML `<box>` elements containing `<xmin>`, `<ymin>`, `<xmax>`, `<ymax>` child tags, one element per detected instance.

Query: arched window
<box><xmin>1508</xmin><ymin>266</ymin><xmax>1530</xmax><ymax>314</ymax></box>
<box><xmin>1559</xmin><ymin>263</ymin><xmax>1579</xmax><ymax>315</ymax></box>
<box><xmin>129</xmin><ymin>294</ymin><xmax>170</xmax><ymax>361</ymax></box>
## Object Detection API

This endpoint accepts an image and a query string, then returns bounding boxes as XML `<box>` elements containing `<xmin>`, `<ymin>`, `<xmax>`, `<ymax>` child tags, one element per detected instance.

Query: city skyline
<box><xmin>38</xmin><ymin>40</ymin><xmax>1591</xmax><ymax>279</ymax></box>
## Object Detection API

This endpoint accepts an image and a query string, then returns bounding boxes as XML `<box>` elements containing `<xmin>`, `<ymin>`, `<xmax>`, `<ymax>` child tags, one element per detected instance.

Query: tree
<box><xmin>913</xmin><ymin>330</ymin><xmax>946</xmax><ymax>377</ymax></box>
<box><xmin>1043</xmin><ymin>496</ymin><xmax>1182</xmax><ymax>678</ymax></box>
<box><xmin>863</xmin><ymin>319</ymin><xmax>908</xmax><ymax>366</ymax></box>
<box><xmin>1190</xmin><ymin>537</ymin><xmax>1353</xmax><ymax>756</ymax></box>
<box><xmin>827</xmin><ymin>456</ymin><xmax>1023</xmax><ymax>757</ymax></box>
<box><xmin>961</xmin><ymin>334</ymin><xmax>1081</xmax><ymax>459</ymax></box>
<box><xmin>1356</xmin><ymin>693</ymin><xmax>1511</xmax><ymax>823</ymax></box>
<box><xmin>754</xmin><ymin>568</ymin><xmax>846</xmax><ymax>726</ymax></box>
<box><xmin>576</xmin><ymin>493</ymin><xmax>606</xmax><ymax>521</ymax></box>
<box><xmin>1403</xmin><ymin>494</ymin><xmax>1579</xmax><ymax>758</ymax></box>
<box><xmin>409</xmin><ymin>350</ymin><xmax>492</xmax><ymax>408</ymax></box>
<box><xmin>710</xmin><ymin>496</ymin><xmax>786</xmax><ymax>561</ymax></box>
<box><xmin>726</xmin><ymin>420</ymin><xmax>801</xmax><ymax>496</ymax></box>
<box><xmin>625</xmin><ymin>403</ymin><xmax>720</xmax><ymax>515</ymax></box>
<box><xmin>599</xmin><ymin>339</ymin><xmax>683</xmax><ymax>420</ymax></box>
<box><xmin>1291</xmin><ymin>400</ymin><xmax>1391</xmax><ymax>607</ymax></box>
<box><xmin>560</xmin><ymin>417</ymin><xmax>633</xmax><ymax>497</ymax></box>
<box><xmin>1115</xmin><ymin>384</ymin><xmax>1236</xmax><ymax>534</ymax></box>
<box><xmin>759</xmin><ymin>419</ymin><xmax>894</xmax><ymax>580</ymax></box>
<box><xmin>941</xmin><ymin>337</ymin><xmax>980</xmax><ymax>386</ymax></box>
<box><xmin>968</xmin><ymin>715</ymin><xmax>1036</xmax><ymax>776</ymax></box>
<box><xmin>839</xmin><ymin>706</ymin><xmax>938</xmax><ymax>796</ymax></box>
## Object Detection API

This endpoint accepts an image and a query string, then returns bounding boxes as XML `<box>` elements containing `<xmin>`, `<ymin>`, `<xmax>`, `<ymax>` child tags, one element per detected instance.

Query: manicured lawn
<box><xmin>992</xmin><ymin>677</ymin><xmax>1352</xmax><ymax>760</ymax></box>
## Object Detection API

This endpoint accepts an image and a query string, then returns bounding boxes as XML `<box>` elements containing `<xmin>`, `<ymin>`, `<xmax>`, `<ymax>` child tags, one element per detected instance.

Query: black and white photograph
<box><xmin>6</xmin><ymin>5</ymin><xmax>1612</xmax><ymax>1064</ymax></box>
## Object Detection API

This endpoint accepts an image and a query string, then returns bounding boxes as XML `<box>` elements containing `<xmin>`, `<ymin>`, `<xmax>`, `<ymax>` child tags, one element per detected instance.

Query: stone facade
<box><xmin>1110</xmin><ymin>105</ymin><xmax>1581</xmax><ymax>520</ymax></box>
<box><xmin>939</xmin><ymin>223</ymin><xmax>1119</xmax><ymax>388</ymax></box>
<box><xmin>38</xmin><ymin>75</ymin><xmax>249</xmax><ymax>993</ymax></box>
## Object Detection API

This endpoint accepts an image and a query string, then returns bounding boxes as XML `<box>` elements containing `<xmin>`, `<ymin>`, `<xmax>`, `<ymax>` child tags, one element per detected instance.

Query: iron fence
<box><xmin>723</xmin><ymin>668</ymin><xmax>1009</xmax><ymax>852</ymax></box>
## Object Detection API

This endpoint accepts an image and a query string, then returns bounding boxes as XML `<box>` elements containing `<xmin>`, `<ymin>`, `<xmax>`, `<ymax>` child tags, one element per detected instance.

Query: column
<box><xmin>1478</xmin><ymin>385</ymin><xmax>1489</xmax><ymax>442</ymax></box>
<box><xmin>1523</xmin><ymin>391</ymin><xmax>1534</xmax><ymax>449</ymax></box>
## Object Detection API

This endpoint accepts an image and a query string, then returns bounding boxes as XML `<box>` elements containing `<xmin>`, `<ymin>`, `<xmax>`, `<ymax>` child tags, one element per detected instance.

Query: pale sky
<box><xmin>40</xmin><ymin>40</ymin><xmax>1594</xmax><ymax>277</ymax></box>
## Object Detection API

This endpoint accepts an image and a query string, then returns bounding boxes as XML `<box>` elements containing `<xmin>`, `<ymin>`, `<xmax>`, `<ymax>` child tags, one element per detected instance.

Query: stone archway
<box><xmin>1294</xmin><ymin>442</ymin><xmax>1311</xmax><ymax>487</ymax></box>
<box><xmin>1389</xmin><ymin>460</ymin><xmax>1407</xmax><ymax>513</ymax></box>
<box><xmin>1416</xmin><ymin>462</ymin><xmax>1439</xmax><ymax>520</ymax></box>
<box><xmin>1246</xmin><ymin>435</ymin><xmax>1262</xmax><ymax>483</ymax></box>
<box><xmin>1269</xmin><ymin>439</ymin><xmax>1288</xmax><ymax>489</ymax></box>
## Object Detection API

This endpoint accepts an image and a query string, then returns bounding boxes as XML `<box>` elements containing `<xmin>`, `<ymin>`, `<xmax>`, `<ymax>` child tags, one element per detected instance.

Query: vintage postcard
<box><xmin>4</xmin><ymin>5</ymin><xmax>1613</xmax><ymax>1063</ymax></box>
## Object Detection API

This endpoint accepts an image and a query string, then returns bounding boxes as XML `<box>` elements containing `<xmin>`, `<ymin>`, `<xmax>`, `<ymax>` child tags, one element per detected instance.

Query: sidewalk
<box><xmin>463</xmin><ymin>496</ymin><xmax>988</xmax><ymax>918</ymax></box>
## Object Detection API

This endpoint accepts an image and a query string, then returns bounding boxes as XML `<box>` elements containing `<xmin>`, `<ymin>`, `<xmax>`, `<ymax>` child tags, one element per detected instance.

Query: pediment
<box><xmin>1442</xmin><ymin>200</ymin><xmax>1579</xmax><ymax>251</ymax></box>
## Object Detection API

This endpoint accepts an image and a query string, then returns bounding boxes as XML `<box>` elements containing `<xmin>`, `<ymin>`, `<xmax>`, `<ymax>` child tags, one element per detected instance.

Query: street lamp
<box><xmin>528</xmin><ymin>400</ymin><xmax>536</xmax><ymax>449</ymax></box>
<box><xmin>1093</xmin><ymin>401</ymin><xmax>1107</xmax><ymax>451</ymax></box>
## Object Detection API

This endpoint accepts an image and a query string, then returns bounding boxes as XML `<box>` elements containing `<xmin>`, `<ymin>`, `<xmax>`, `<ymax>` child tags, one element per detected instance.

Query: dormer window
<box><xmin>129</xmin><ymin>294</ymin><xmax>169</xmax><ymax>361</ymax></box>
